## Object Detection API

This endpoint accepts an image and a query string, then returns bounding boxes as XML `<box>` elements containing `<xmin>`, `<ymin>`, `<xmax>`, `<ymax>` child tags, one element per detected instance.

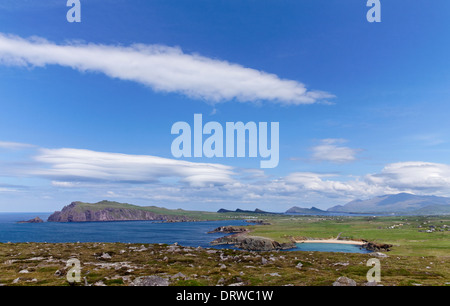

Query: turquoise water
<box><xmin>291</xmin><ymin>242</ymin><xmax>372</xmax><ymax>253</ymax></box>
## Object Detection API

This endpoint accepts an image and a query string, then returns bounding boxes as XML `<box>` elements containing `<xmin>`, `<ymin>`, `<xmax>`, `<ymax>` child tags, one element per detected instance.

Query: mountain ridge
<box><xmin>327</xmin><ymin>193</ymin><xmax>450</xmax><ymax>215</ymax></box>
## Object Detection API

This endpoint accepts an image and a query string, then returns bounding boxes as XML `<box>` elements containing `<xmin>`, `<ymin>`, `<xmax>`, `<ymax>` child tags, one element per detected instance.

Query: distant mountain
<box><xmin>217</xmin><ymin>208</ymin><xmax>275</xmax><ymax>214</ymax></box>
<box><xmin>327</xmin><ymin>193</ymin><xmax>450</xmax><ymax>215</ymax></box>
<box><xmin>285</xmin><ymin>206</ymin><xmax>327</xmax><ymax>214</ymax></box>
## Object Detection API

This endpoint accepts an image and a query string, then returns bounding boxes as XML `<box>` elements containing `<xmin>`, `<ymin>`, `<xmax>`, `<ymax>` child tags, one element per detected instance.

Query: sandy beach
<box><xmin>295</xmin><ymin>239</ymin><xmax>365</xmax><ymax>245</ymax></box>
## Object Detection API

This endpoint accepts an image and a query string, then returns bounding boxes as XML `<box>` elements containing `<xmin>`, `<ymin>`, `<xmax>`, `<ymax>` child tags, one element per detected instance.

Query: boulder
<box><xmin>362</xmin><ymin>242</ymin><xmax>393</xmax><ymax>252</ymax></box>
<box><xmin>131</xmin><ymin>275</ymin><xmax>169</xmax><ymax>286</ymax></box>
<box><xmin>333</xmin><ymin>276</ymin><xmax>357</xmax><ymax>286</ymax></box>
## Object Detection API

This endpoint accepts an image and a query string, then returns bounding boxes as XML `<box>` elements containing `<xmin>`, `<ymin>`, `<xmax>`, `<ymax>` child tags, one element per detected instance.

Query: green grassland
<box><xmin>72</xmin><ymin>200</ymin><xmax>238</xmax><ymax>221</ymax></box>
<box><xmin>241</xmin><ymin>215</ymin><xmax>450</xmax><ymax>257</ymax></box>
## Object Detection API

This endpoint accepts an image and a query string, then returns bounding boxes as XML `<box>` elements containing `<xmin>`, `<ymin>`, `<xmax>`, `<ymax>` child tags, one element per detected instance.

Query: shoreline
<box><xmin>295</xmin><ymin>239</ymin><xmax>365</xmax><ymax>245</ymax></box>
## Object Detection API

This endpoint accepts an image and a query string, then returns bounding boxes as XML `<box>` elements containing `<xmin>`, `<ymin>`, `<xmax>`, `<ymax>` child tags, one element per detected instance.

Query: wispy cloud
<box><xmin>3</xmin><ymin>140</ymin><xmax>450</xmax><ymax>209</ymax></box>
<box><xmin>0</xmin><ymin>141</ymin><xmax>35</xmax><ymax>150</ymax></box>
<box><xmin>0</xmin><ymin>33</ymin><xmax>334</xmax><ymax>105</ymax></box>
<box><xmin>310</xmin><ymin>139</ymin><xmax>360</xmax><ymax>163</ymax></box>
<box><xmin>407</xmin><ymin>133</ymin><xmax>447</xmax><ymax>146</ymax></box>
<box><xmin>34</xmin><ymin>148</ymin><xmax>236</xmax><ymax>187</ymax></box>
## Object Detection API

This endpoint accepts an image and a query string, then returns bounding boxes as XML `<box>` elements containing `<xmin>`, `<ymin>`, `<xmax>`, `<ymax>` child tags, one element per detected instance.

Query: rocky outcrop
<box><xmin>333</xmin><ymin>276</ymin><xmax>357</xmax><ymax>286</ymax></box>
<box><xmin>17</xmin><ymin>217</ymin><xmax>44</xmax><ymax>224</ymax></box>
<box><xmin>47</xmin><ymin>201</ymin><xmax>192</xmax><ymax>223</ymax></box>
<box><xmin>207</xmin><ymin>226</ymin><xmax>249</xmax><ymax>234</ymax></box>
<box><xmin>246</xmin><ymin>220</ymin><xmax>271</xmax><ymax>225</ymax></box>
<box><xmin>362</xmin><ymin>242</ymin><xmax>393</xmax><ymax>252</ymax></box>
<box><xmin>211</xmin><ymin>233</ymin><xmax>295</xmax><ymax>251</ymax></box>
<box><xmin>130</xmin><ymin>275</ymin><xmax>169</xmax><ymax>286</ymax></box>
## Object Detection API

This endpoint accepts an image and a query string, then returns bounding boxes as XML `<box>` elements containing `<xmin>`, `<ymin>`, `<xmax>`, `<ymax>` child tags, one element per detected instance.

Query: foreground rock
<box><xmin>333</xmin><ymin>276</ymin><xmax>357</xmax><ymax>286</ymax></box>
<box><xmin>211</xmin><ymin>234</ymin><xmax>295</xmax><ymax>251</ymax></box>
<box><xmin>131</xmin><ymin>275</ymin><xmax>169</xmax><ymax>286</ymax></box>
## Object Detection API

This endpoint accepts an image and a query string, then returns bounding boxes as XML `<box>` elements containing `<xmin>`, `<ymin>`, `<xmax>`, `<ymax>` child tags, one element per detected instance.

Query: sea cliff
<box><xmin>47</xmin><ymin>201</ymin><xmax>192</xmax><ymax>223</ymax></box>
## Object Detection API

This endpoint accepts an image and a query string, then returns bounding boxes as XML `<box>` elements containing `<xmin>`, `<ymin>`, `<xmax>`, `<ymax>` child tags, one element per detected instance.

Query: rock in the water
<box><xmin>17</xmin><ymin>217</ymin><xmax>44</xmax><ymax>224</ymax></box>
<box><xmin>211</xmin><ymin>234</ymin><xmax>295</xmax><ymax>251</ymax></box>
<box><xmin>131</xmin><ymin>275</ymin><xmax>169</xmax><ymax>286</ymax></box>
<box><xmin>333</xmin><ymin>276</ymin><xmax>357</xmax><ymax>286</ymax></box>
<box><xmin>207</xmin><ymin>226</ymin><xmax>248</xmax><ymax>234</ymax></box>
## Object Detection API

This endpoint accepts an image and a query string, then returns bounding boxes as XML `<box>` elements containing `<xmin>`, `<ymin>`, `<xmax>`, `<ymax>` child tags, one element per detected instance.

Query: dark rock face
<box><xmin>362</xmin><ymin>242</ymin><xmax>393</xmax><ymax>252</ymax></box>
<box><xmin>246</xmin><ymin>220</ymin><xmax>271</xmax><ymax>225</ymax></box>
<box><xmin>207</xmin><ymin>226</ymin><xmax>249</xmax><ymax>234</ymax></box>
<box><xmin>211</xmin><ymin>234</ymin><xmax>295</xmax><ymax>251</ymax></box>
<box><xmin>47</xmin><ymin>202</ymin><xmax>191</xmax><ymax>223</ymax></box>
<box><xmin>17</xmin><ymin>217</ymin><xmax>44</xmax><ymax>224</ymax></box>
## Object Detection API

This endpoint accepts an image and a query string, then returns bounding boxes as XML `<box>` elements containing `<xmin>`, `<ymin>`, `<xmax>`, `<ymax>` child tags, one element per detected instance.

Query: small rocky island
<box><xmin>47</xmin><ymin>201</ymin><xmax>193</xmax><ymax>223</ymax></box>
<box><xmin>17</xmin><ymin>217</ymin><xmax>44</xmax><ymax>224</ymax></box>
<box><xmin>208</xmin><ymin>225</ymin><xmax>295</xmax><ymax>251</ymax></box>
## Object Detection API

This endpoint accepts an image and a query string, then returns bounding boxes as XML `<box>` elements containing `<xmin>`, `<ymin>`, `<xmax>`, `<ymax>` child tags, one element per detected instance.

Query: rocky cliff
<box><xmin>211</xmin><ymin>233</ymin><xmax>295</xmax><ymax>251</ymax></box>
<box><xmin>47</xmin><ymin>201</ymin><xmax>192</xmax><ymax>223</ymax></box>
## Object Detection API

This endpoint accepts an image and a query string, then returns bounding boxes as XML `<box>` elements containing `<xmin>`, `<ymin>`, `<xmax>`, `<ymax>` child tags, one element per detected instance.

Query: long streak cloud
<box><xmin>0</xmin><ymin>33</ymin><xmax>334</xmax><ymax>104</ymax></box>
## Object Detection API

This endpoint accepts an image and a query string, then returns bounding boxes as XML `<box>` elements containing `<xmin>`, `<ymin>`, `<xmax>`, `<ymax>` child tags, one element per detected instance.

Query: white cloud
<box><xmin>51</xmin><ymin>181</ymin><xmax>80</xmax><ymax>188</ymax></box>
<box><xmin>366</xmin><ymin>161</ymin><xmax>450</xmax><ymax>192</ymax></box>
<box><xmin>0</xmin><ymin>187</ymin><xmax>18</xmax><ymax>192</ymax></box>
<box><xmin>283</xmin><ymin>172</ymin><xmax>396</xmax><ymax>199</ymax></box>
<box><xmin>0</xmin><ymin>33</ymin><xmax>334</xmax><ymax>105</ymax></box>
<box><xmin>310</xmin><ymin>139</ymin><xmax>359</xmax><ymax>163</ymax></box>
<box><xmin>0</xmin><ymin>141</ymin><xmax>35</xmax><ymax>150</ymax></box>
<box><xmin>3</xmin><ymin>139</ymin><xmax>450</xmax><ymax>209</ymax></box>
<box><xmin>34</xmin><ymin>148</ymin><xmax>236</xmax><ymax>187</ymax></box>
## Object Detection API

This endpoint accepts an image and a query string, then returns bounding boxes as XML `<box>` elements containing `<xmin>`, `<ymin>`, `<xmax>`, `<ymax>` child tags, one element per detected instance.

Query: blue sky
<box><xmin>0</xmin><ymin>0</ymin><xmax>450</xmax><ymax>212</ymax></box>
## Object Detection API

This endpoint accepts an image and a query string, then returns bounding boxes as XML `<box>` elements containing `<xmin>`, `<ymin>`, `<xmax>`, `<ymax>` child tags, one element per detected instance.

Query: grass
<box><xmin>244</xmin><ymin>215</ymin><xmax>450</xmax><ymax>257</ymax></box>
<box><xmin>71</xmin><ymin>200</ymin><xmax>245</xmax><ymax>221</ymax></box>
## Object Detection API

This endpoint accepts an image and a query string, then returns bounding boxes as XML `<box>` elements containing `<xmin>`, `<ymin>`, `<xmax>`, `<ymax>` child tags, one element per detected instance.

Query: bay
<box><xmin>0</xmin><ymin>212</ymin><xmax>247</xmax><ymax>248</ymax></box>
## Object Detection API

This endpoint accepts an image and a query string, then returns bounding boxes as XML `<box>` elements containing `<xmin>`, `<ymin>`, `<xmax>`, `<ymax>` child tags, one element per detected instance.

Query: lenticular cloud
<box><xmin>0</xmin><ymin>33</ymin><xmax>333</xmax><ymax>105</ymax></box>
<box><xmin>34</xmin><ymin>148</ymin><xmax>236</xmax><ymax>187</ymax></box>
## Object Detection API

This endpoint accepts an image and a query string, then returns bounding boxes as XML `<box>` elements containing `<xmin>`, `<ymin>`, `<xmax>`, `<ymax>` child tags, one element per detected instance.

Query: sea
<box><xmin>0</xmin><ymin>213</ymin><xmax>370</xmax><ymax>253</ymax></box>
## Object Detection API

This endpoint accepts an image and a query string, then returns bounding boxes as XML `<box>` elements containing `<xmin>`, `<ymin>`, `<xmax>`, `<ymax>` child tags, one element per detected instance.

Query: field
<box><xmin>242</xmin><ymin>214</ymin><xmax>450</xmax><ymax>257</ymax></box>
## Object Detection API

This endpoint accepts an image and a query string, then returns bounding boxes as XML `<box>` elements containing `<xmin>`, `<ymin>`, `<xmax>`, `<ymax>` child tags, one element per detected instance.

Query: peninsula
<box><xmin>47</xmin><ymin>200</ymin><xmax>199</xmax><ymax>222</ymax></box>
